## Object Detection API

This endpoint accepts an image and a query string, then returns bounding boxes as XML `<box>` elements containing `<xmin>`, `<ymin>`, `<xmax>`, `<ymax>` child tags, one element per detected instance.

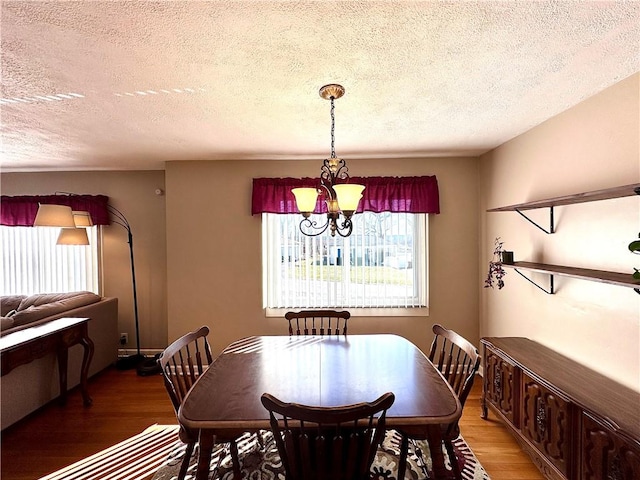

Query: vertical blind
<box><xmin>0</xmin><ymin>195</ymin><xmax>108</xmax><ymax>295</ymax></box>
<box><xmin>1</xmin><ymin>225</ymin><xmax>100</xmax><ymax>295</ymax></box>
<box><xmin>263</xmin><ymin>212</ymin><xmax>427</xmax><ymax>309</ymax></box>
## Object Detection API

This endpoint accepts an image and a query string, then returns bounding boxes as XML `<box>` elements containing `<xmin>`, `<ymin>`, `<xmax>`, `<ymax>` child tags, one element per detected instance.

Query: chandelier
<box><xmin>292</xmin><ymin>84</ymin><xmax>365</xmax><ymax>237</ymax></box>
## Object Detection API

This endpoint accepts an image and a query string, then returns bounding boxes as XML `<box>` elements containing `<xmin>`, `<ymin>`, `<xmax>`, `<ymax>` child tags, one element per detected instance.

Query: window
<box><xmin>253</xmin><ymin>175</ymin><xmax>439</xmax><ymax>315</ymax></box>
<box><xmin>0</xmin><ymin>226</ymin><xmax>100</xmax><ymax>295</ymax></box>
<box><xmin>263</xmin><ymin>212</ymin><xmax>428</xmax><ymax>314</ymax></box>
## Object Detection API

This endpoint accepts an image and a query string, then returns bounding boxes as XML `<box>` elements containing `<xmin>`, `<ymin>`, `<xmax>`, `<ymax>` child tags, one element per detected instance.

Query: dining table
<box><xmin>178</xmin><ymin>333</ymin><xmax>462</xmax><ymax>480</ymax></box>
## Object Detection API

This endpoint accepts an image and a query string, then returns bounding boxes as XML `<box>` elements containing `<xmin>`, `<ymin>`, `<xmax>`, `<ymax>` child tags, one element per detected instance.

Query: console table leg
<box><xmin>80</xmin><ymin>334</ymin><xmax>94</xmax><ymax>406</ymax></box>
<box><xmin>56</xmin><ymin>348</ymin><xmax>68</xmax><ymax>405</ymax></box>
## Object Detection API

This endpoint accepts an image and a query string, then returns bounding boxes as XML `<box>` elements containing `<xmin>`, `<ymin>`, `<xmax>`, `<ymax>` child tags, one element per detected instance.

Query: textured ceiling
<box><xmin>1</xmin><ymin>1</ymin><xmax>638</xmax><ymax>172</ymax></box>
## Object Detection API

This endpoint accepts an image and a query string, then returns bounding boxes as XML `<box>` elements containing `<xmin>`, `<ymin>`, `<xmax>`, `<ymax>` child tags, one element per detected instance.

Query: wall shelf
<box><xmin>487</xmin><ymin>183</ymin><xmax>640</xmax><ymax>234</ymax></box>
<box><xmin>502</xmin><ymin>261</ymin><xmax>640</xmax><ymax>294</ymax></box>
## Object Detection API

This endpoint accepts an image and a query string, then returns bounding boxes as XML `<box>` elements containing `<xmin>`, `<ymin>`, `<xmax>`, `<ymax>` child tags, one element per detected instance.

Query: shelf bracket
<box><xmin>635</xmin><ymin>288</ymin><xmax>640</xmax><ymax>295</ymax></box>
<box><xmin>515</xmin><ymin>206</ymin><xmax>554</xmax><ymax>234</ymax></box>
<box><xmin>514</xmin><ymin>268</ymin><xmax>555</xmax><ymax>294</ymax></box>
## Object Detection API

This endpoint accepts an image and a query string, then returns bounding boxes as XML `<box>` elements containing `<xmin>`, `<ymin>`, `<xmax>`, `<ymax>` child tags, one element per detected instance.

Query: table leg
<box><xmin>230</xmin><ymin>439</ymin><xmax>242</xmax><ymax>479</ymax></box>
<box><xmin>426</xmin><ymin>425</ymin><xmax>457</xmax><ymax>480</ymax></box>
<box><xmin>397</xmin><ymin>432</ymin><xmax>409</xmax><ymax>480</ymax></box>
<box><xmin>56</xmin><ymin>347</ymin><xmax>68</xmax><ymax>405</ymax></box>
<box><xmin>80</xmin><ymin>334</ymin><xmax>94</xmax><ymax>406</ymax></box>
<box><xmin>196</xmin><ymin>430</ymin><xmax>214</xmax><ymax>480</ymax></box>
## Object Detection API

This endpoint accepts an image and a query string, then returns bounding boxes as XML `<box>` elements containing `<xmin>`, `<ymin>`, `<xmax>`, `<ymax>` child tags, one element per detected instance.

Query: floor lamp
<box><xmin>106</xmin><ymin>204</ymin><xmax>144</xmax><ymax>371</ymax></box>
<box><xmin>35</xmin><ymin>199</ymin><xmax>153</xmax><ymax>375</ymax></box>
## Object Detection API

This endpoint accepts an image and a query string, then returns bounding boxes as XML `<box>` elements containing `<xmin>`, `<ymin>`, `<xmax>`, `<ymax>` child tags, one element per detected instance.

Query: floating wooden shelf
<box><xmin>502</xmin><ymin>261</ymin><xmax>640</xmax><ymax>293</ymax></box>
<box><xmin>487</xmin><ymin>183</ymin><xmax>640</xmax><ymax>212</ymax></box>
<box><xmin>488</xmin><ymin>184</ymin><xmax>640</xmax><ymax>293</ymax></box>
<box><xmin>487</xmin><ymin>183</ymin><xmax>640</xmax><ymax>233</ymax></box>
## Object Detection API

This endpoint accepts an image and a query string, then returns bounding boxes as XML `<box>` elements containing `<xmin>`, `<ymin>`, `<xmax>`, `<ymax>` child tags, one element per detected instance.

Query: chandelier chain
<box><xmin>330</xmin><ymin>96</ymin><xmax>336</xmax><ymax>158</ymax></box>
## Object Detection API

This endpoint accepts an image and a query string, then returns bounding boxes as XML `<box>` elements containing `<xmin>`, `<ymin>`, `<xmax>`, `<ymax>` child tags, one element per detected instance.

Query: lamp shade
<box><xmin>33</xmin><ymin>204</ymin><xmax>76</xmax><ymax>227</ymax></box>
<box><xmin>56</xmin><ymin>227</ymin><xmax>90</xmax><ymax>245</ymax></box>
<box><xmin>292</xmin><ymin>188</ymin><xmax>319</xmax><ymax>213</ymax></box>
<box><xmin>72</xmin><ymin>211</ymin><xmax>93</xmax><ymax>227</ymax></box>
<box><xmin>333</xmin><ymin>184</ymin><xmax>365</xmax><ymax>212</ymax></box>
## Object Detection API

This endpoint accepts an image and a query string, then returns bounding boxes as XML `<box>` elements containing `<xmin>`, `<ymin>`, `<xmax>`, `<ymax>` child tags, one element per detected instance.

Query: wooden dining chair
<box><xmin>423</xmin><ymin>323</ymin><xmax>481</xmax><ymax>477</ymax></box>
<box><xmin>285</xmin><ymin>309</ymin><xmax>350</xmax><ymax>336</ymax></box>
<box><xmin>261</xmin><ymin>391</ymin><xmax>395</xmax><ymax>480</ymax></box>
<box><xmin>159</xmin><ymin>327</ymin><xmax>267</xmax><ymax>479</ymax></box>
<box><xmin>428</xmin><ymin>324</ymin><xmax>481</xmax><ymax>439</ymax></box>
<box><xmin>158</xmin><ymin>326</ymin><xmax>214</xmax><ymax>480</ymax></box>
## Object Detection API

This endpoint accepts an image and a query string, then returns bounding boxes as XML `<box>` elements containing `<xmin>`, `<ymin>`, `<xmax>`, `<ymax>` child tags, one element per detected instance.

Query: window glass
<box><xmin>0</xmin><ymin>226</ymin><xmax>100</xmax><ymax>295</ymax></box>
<box><xmin>263</xmin><ymin>212</ymin><xmax>428</xmax><ymax>313</ymax></box>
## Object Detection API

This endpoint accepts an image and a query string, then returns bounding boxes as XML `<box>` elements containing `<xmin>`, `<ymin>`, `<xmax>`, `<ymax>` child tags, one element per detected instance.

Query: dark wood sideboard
<box><xmin>481</xmin><ymin>337</ymin><xmax>640</xmax><ymax>480</ymax></box>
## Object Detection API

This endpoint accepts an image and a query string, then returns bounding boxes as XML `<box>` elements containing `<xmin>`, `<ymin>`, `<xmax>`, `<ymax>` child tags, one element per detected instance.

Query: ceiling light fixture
<box><xmin>292</xmin><ymin>84</ymin><xmax>364</xmax><ymax>237</ymax></box>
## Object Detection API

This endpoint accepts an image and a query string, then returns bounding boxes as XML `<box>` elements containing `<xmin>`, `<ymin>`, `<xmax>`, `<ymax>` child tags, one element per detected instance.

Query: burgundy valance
<box><xmin>252</xmin><ymin>176</ymin><xmax>440</xmax><ymax>215</ymax></box>
<box><xmin>0</xmin><ymin>195</ymin><xmax>111</xmax><ymax>226</ymax></box>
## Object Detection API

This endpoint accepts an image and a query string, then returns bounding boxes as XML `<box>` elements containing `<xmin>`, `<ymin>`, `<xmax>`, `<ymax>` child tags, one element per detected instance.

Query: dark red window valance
<box><xmin>0</xmin><ymin>195</ymin><xmax>111</xmax><ymax>226</ymax></box>
<box><xmin>251</xmin><ymin>176</ymin><xmax>440</xmax><ymax>215</ymax></box>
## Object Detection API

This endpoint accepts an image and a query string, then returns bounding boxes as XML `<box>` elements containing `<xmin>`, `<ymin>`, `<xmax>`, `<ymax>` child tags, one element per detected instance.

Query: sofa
<box><xmin>1</xmin><ymin>291</ymin><xmax>118</xmax><ymax>430</ymax></box>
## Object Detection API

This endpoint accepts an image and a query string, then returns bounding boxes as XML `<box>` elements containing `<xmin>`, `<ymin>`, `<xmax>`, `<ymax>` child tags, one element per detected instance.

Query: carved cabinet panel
<box><xmin>521</xmin><ymin>373</ymin><xmax>573</xmax><ymax>478</ymax></box>
<box><xmin>581</xmin><ymin>412</ymin><xmax>640</xmax><ymax>480</ymax></box>
<box><xmin>481</xmin><ymin>338</ymin><xmax>640</xmax><ymax>480</ymax></box>
<box><xmin>484</xmin><ymin>348</ymin><xmax>518</xmax><ymax>425</ymax></box>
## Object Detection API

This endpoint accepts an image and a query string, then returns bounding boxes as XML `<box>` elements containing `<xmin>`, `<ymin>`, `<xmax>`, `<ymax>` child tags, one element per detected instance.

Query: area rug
<box><xmin>40</xmin><ymin>424</ymin><xmax>181</xmax><ymax>480</ymax></box>
<box><xmin>152</xmin><ymin>426</ymin><xmax>491</xmax><ymax>480</ymax></box>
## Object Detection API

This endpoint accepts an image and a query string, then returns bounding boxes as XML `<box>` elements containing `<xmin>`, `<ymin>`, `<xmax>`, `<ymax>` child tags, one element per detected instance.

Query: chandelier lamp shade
<box><xmin>292</xmin><ymin>84</ymin><xmax>365</xmax><ymax>237</ymax></box>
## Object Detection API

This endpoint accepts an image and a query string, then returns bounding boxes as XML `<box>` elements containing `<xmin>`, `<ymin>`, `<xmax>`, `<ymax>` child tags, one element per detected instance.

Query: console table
<box><xmin>481</xmin><ymin>337</ymin><xmax>640</xmax><ymax>480</ymax></box>
<box><xmin>0</xmin><ymin>317</ymin><xmax>94</xmax><ymax>406</ymax></box>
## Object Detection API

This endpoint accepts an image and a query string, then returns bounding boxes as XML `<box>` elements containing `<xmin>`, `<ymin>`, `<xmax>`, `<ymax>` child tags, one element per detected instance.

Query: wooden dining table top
<box><xmin>178</xmin><ymin>334</ymin><xmax>461</xmax><ymax>434</ymax></box>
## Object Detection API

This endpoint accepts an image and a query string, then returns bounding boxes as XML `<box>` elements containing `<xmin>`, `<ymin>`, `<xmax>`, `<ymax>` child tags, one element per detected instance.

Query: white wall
<box><xmin>479</xmin><ymin>73</ymin><xmax>640</xmax><ymax>391</ymax></box>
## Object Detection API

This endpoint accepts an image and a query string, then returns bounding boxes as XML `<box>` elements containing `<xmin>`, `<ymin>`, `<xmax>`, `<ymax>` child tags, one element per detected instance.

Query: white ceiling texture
<box><xmin>1</xmin><ymin>1</ymin><xmax>639</xmax><ymax>172</ymax></box>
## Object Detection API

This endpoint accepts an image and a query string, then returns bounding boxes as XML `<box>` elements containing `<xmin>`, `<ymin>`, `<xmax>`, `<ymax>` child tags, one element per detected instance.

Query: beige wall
<box><xmin>166</xmin><ymin>156</ymin><xmax>479</xmax><ymax>355</ymax></box>
<box><xmin>479</xmin><ymin>73</ymin><xmax>640</xmax><ymax>391</ymax></box>
<box><xmin>0</xmin><ymin>171</ymin><xmax>168</xmax><ymax>349</ymax></box>
<box><xmin>4</xmin><ymin>74</ymin><xmax>636</xmax><ymax>393</ymax></box>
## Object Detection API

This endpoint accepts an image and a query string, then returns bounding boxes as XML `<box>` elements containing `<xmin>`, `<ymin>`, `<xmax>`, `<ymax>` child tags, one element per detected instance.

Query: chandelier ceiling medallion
<box><xmin>292</xmin><ymin>84</ymin><xmax>365</xmax><ymax>237</ymax></box>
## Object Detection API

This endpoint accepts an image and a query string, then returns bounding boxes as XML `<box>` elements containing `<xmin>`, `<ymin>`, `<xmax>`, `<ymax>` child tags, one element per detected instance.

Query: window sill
<box><xmin>265</xmin><ymin>307</ymin><xmax>429</xmax><ymax>318</ymax></box>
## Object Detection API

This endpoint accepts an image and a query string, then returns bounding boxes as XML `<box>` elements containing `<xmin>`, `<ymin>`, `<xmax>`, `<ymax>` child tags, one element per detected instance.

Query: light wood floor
<box><xmin>1</xmin><ymin>367</ymin><xmax>544</xmax><ymax>480</ymax></box>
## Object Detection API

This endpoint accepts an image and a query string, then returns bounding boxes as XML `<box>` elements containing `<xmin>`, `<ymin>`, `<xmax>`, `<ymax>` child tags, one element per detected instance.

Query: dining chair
<box><xmin>285</xmin><ymin>309</ymin><xmax>350</xmax><ymax>336</ymax></box>
<box><xmin>158</xmin><ymin>325</ymin><xmax>237</xmax><ymax>480</ymax></box>
<box><xmin>261</xmin><ymin>391</ymin><xmax>395</xmax><ymax>480</ymax></box>
<box><xmin>420</xmin><ymin>323</ymin><xmax>481</xmax><ymax>478</ymax></box>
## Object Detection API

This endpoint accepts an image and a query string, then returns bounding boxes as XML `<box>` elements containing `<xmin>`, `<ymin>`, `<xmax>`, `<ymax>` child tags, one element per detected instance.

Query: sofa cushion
<box><xmin>12</xmin><ymin>292</ymin><xmax>102</xmax><ymax>327</ymax></box>
<box><xmin>0</xmin><ymin>316</ymin><xmax>15</xmax><ymax>331</ymax></box>
<box><xmin>1</xmin><ymin>295</ymin><xmax>26</xmax><ymax>316</ymax></box>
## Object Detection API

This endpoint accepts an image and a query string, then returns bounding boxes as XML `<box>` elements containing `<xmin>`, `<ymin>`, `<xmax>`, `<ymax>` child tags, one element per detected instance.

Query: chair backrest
<box><xmin>285</xmin><ymin>310</ymin><xmax>350</xmax><ymax>336</ymax></box>
<box><xmin>428</xmin><ymin>323</ymin><xmax>481</xmax><ymax>410</ymax></box>
<box><xmin>261</xmin><ymin>392</ymin><xmax>394</xmax><ymax>480</ymax></box>
<box><xmin>158</xmin><ymin>325</ymin><xmax>213</xmax><ymax>415</ymax></box>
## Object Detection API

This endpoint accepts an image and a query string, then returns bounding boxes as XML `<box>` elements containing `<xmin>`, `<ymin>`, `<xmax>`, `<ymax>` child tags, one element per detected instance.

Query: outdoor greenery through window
<box><xmin>0</xmin><ymin>226</ymin><xmax>100</xmax><ymax>295</ymax></box>
<box><xmin>263</xmin><ymin>212</ymin><xmax>428</xmax><ymax>312</ymax></box>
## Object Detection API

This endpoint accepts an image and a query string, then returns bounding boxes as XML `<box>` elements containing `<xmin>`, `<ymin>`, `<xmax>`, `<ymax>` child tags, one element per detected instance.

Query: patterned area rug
<box><xmin>152</xmin><ymin>427</ymin><xmax>490</xmax><ymax>480</ymax></box>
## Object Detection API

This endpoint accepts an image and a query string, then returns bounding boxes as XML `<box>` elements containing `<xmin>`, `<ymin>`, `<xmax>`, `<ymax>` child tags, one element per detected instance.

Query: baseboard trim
<box><xmin>117</xmin><ymin>348</ymin><xmax>163</xmax><ymax>358</ymax></box>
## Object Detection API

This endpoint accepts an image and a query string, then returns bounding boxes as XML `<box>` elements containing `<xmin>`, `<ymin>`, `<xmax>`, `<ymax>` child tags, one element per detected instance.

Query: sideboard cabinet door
<box><xmin>522</xmin><ymin>373</ymin><xmax>573</xmax><ymax>479</ymax></box>
<box><xmin>581</xmin><ymin>412</ymin><xmax>640</xmax><ymax>480</ymax></box>
<box><xmin>484</xmin><ymin>348</ymin><xmax>519</xmax><ymax>425</ymax></box>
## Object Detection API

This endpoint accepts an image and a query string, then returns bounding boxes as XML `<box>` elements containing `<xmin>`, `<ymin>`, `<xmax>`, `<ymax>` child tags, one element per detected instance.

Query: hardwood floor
<box><xmin>1</xmin><ymin>367</ymin><xmax>544</xmax><ymax>480</ymax></box>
